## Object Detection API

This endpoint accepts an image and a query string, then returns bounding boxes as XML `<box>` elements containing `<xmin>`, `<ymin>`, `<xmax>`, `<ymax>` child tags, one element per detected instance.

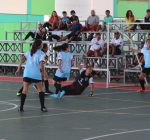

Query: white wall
<box><xmin>55</xmin><ymin>0</ymin><xmax>92</xmax><ymax>20</ymax></box>
<box><xmin>55</xmin><ymin>0</ymin><xmax>114</xmax><ymax>21</ymax></box>
<box><xmin>0</xmin><ymin>0</ymin><xmax>27</xmax><ymax>14</ymax></box>
<box><xmin>92</xmin><ymin>0</ymin><xmax>114</xmax><ymax>20</ymax></box>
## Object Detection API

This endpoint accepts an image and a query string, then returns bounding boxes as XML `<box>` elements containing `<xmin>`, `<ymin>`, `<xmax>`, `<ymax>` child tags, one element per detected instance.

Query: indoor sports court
<box><xmin>1</xmin><ymin>78</ymin><xmax>150</xmax><ymax>140</ymax></box>
<box><xmin>1</xmin><ymin>0</ymin><xmax>150</xmax><ymax>140</ymax></box>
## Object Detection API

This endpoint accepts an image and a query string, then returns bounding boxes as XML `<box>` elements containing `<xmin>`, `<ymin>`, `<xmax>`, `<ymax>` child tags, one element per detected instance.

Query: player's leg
<box><xmin>138</xmin><ymin>71</ymin><xmax>146</xmax><ymax>92</ymax></box>
<box><xmin>35</xmin><ymin>81</ymin><xmax>47</xmax><ymax>112</ymax></box>
<box><xmin>19</xmin><ymin>81</ymin><xmax>30</xmax><ymax>112</ymax></box>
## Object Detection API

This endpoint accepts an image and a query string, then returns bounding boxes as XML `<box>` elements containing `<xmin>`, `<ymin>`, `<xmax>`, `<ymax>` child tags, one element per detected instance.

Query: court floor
<box><xmin>0</xmin><ymin>79</ymin><xmax>150</xmax><ymax>140</ymax></box>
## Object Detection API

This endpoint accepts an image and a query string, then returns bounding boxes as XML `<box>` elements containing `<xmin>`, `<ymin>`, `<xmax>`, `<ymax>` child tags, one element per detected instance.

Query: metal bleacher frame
<box><xmin>1</xmin><ymin>21</ymin><xmax>150</xmax><ymax>87</ymax></box>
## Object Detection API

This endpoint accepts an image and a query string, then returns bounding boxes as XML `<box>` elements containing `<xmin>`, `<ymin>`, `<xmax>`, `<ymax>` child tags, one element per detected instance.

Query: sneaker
<box><xmin>50</xmin><ymin>93</ymin><xmax>59</xmax><ymax>98</ymax></box>
<box><xmin>18</xmin><ymin>107</ymin><xmax>24</xmax><ymax>112</ymax></box>
<box><xmin>58</xmin><ymin>90</ymin><xmax>65</xmax><ymax>98</ymax></box>
<box><xmin>137</xmin><ymin>89</ymin><xmax>145</xmax><ymax>93</ymax></box>
<box><xmin>88</xmin><ymin>93</ymin><xmax>94</xmax><ymax>97</ymax></box>
<box><xmin>41</xmin><ymin>107</ymin><xmax>48</xmax><ymax>112</ymax></box>
<box><xmin>16</xmin><ymin>92</ymin><xmax>21</xmax><ymax>96</ymax></box>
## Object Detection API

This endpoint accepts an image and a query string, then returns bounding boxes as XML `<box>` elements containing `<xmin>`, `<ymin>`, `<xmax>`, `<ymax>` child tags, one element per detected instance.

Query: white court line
<box><xmin>82</xmin><ymin>128</ymin><xmax>150</xmax><ymax>140</ymax></box>
<box><xmin>93</xmin><ymin>91</ymin><xmax>133</xmax><ymax>96</ymax></box>
<box><xmin>0</xmin><ymin>101</ymin><xmax>18</xmax><ymax>112</ymax></box>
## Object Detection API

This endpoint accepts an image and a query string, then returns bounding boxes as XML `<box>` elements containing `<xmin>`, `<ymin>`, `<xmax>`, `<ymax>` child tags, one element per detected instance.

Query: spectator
<box><xmin>140</xmin><ymin>9</ymin><xmax>150</xmax><ymax>30</ymax></box>
<box><xmin>70</xmin><ymin>10</ymin><xmax>79</xmax><ymax>23</ymax></box>
<box><xmin>84</xmin><ymin>10</ymin><xmax>99</xmax><ymax>31</ymax></box>
<box><xmin>24</xmin><ymin>22</ymin><xmax>47</xmax><ymax>40</ymax></box>
<box><xmin>125</xmin><ymin>10</ymin><xmax>136</xmax><ymax>30</ymax></box>
<box><xmin>87</xmin><ymin>33</ymin><xmax>105</xmax><ymax>57</ymax></box>
<box><xmin>109</xmin><ymin>32</ymin><xmax>124</xmax><ymax>56</ymax></box>
<box><xmin>60</xmin><ymin>19</ymin><xmax>82</xmax><ymax>42</ymax></box>
<box><xmin>43</xmin><ymin>11</ymin><xmax>61</xmax><ymax>31</ymax></box>
<box><xmin>58</xmin><ymin>11</ymin><xmax>71</xmax><ymax>30</ymax></box>
<box><xmin>102</xmin><ymin>10</ymin><xmax>113</xmax><ymax>31</ymax></box>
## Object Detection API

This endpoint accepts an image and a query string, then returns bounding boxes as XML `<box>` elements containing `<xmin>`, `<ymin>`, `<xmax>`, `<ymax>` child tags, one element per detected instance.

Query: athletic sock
<box><xmin>20</xmin><ymin>93</ymin><xmax>26</xmax><ymax>111</ymax></box>
<box><xmin>54</xmin><ymin>83</ymin><xmax>62</xmax><ymax>94</ymax></box>
<box><xmin>44</xmin><ymin>80</ymin><xmax>49</xmax><ymax>92</ymax></box>
<box><xmin>39</xmin><ymin>92</ymin><xmax>45</xmax><ymax>109</ymax></box>
<box><xmin>139</xmin><ymin>79</ymin><xmax>145</xmax><ymax>90</ymax></box>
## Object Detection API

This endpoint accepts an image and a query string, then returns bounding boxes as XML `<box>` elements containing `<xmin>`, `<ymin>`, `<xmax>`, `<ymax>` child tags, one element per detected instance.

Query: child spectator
<box><xmin>70</xmin><ymin>10</ymin><xmax>79</xmax><ymax>23</ymax></box>
<box><xmin>58</xmin><ymin>11</ymin><xmax>71</xmax><ymax>30</ymax></box>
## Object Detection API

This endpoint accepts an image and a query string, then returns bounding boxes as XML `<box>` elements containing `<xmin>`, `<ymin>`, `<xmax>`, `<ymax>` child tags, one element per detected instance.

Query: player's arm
<box><xmin>77</xmin><ymin>59</ymin><xmax>82</xmax><ymax>70</ymax></box>
<box><xmin>15</xmin><ymin>55</ymin><xmax>26</xmax><ymax>76</ymax></box>
<box><xmin>130</xmin><ymin>48</ymin><xmax>141</xmax><ymax>53</ymax></box>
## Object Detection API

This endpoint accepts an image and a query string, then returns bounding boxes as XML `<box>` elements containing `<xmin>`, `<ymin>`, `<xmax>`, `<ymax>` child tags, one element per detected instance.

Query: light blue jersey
<box><xmin>55</xmin><ymin>51</ymin><xmax>73</xmax><ymax>80</ymax></box>
<box><xmin>141</xmin><ymin>47</ymin><xmax>150</xmax><ymax>68</ymax></box>
<box><xmin>23</xmin><ymin>49</ymin><xmax>45</xmax><ymax>80</ymax></box>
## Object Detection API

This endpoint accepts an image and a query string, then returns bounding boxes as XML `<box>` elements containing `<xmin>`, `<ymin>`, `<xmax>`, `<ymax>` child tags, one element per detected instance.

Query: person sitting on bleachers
<box><xmin>70</xmin><ymin>10</ymin><xmax>79</xmax><ymax>23</ymax></box>
<box><xmin>23</xmin><ymin>22</ymin><xmax>47</xmax><ymax>40</ymax></box>
<box><xmin>84</xmin><ymin>10</ymin><xmax>99</xmax><ymax>31</ymax></box>
<box><xmin>125</xmin><ymin>10</ymin><xmax>137</xmax><ymax>30</ymax></box>
<box><xmin>60</xmin><ymin>19</ymin><xmax>82</xmax><ymax>42</ymax></box>
<box><xmin>43</xmin><ymin>11</ymin><xmax>61</xmax><ymax>31</ymax></box>
<box><xmin>102</xmin><ymin>10</ymin><xmax>113</xmax><ymax>31</ymax></box>
<box><xmin>58</xmin><ymin>11</ymin><xmax>71</xmax><ymax>31</ymax></box>
<box><xmin>87</xmin><ymin>33</ymin><xmax>105</xmax><ymax>57</ymax></box>
<box><xmin>140</xmin><ymin>9</ymin><xmax>150</xmax><ymax>30</ymax></box>
<box><xmin>109</xmin><ymin>32</ymin><xmax>124</xmax><ymax>57</ymax></box>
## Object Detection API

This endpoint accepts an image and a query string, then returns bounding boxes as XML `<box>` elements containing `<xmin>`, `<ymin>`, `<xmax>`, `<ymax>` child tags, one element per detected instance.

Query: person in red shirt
<box><xmin>43</xmin><ymin>11</ymin><xmax>61</xmax><ymax>31</ymax></box>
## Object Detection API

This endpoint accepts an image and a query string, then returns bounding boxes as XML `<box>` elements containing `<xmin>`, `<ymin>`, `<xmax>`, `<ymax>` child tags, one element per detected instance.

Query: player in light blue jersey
<box><xmin>132</xmin><ymin>39</ymin><xmax>150</xmax><ymax>93</ymax></box>
<box><xmin>15</xmin><ymin>39</ymin><xmax>47</xmax><ymax>112</ymax></box>
<box><xmin>53</xmin><ymin>43</ymin><xmax>74</xmax><ymax>94</ymax></box>
<box><xmin>16</xmin><ymin>43</ymin><xmax>53</xmax><ymax>96</ymax></box>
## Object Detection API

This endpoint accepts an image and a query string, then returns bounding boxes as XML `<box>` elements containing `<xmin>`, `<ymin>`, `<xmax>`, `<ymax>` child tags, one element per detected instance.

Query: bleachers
<box><xmin>1</xmin><ymin>21</ymin><xmax>150</xmax><ymax>86</ymax></box>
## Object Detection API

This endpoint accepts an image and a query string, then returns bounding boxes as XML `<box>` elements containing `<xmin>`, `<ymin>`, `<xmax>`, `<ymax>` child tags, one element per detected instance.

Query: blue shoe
<box><xmin>59</xmin><ymin>90</ymin><xmax>65</xmax><ymax>98</ymax></box>
<box><xmin>50</xmin><ymin>93</ymin><xmax>59</xmax><ymax>98</ymax></box>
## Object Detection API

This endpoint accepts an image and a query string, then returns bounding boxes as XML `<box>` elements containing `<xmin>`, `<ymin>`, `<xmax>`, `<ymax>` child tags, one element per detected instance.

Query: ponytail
<box><xmin>53</xmin><ymin>43</ymin><xmax>69</xmax><ymax>52</ymax></box>
<box><xmin>31</xmin><ymin>39</ymin><xmax>42</xmax><ymax>56</ymax></box>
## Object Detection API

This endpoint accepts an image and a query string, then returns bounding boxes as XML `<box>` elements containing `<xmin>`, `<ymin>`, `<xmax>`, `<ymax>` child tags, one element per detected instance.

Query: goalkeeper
<box><xmin>50</xmin><ymin>58</ymin><xmax>95</xmax><ymax>98</ymax></box>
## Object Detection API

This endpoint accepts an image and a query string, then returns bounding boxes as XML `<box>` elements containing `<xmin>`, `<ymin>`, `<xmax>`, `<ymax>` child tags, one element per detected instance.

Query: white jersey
<box><xmin>110</xmin><ymin>38</ymin><xmax>123</xmax><ymax>46</ymax></box>
<box><xmin>89</xmin><ymin>38</ymin><xmax>105</xmax><ymax>51</ymax></box>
